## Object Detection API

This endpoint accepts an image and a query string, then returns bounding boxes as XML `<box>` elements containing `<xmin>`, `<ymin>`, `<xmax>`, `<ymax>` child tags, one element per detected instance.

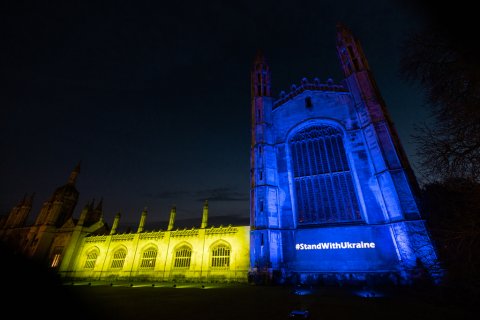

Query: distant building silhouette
<box><xmin>0</xmin><ymin>165</ymin><xmax>250</xmax><ymax>282</ymax></box>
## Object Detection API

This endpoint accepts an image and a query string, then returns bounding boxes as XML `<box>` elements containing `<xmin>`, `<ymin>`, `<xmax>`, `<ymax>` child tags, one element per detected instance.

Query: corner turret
<box><xmin>336</xmin><ymin>22</ymin><xmax>370</xmax><ymax>76</ymax></box>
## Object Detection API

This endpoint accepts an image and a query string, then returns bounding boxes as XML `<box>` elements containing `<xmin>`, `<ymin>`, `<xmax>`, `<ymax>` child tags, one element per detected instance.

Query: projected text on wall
<box><xmin>292</xmin><ymin>226</ymin><xmax>399</xmax><ymax>272</ymax></box>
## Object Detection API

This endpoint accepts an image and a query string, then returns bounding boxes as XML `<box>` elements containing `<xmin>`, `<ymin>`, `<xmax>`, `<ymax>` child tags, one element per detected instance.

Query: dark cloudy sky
<box><xmin>1</xmin><ymin>0</ymin><xmax>441</xmax><ymax>228</ymax></box>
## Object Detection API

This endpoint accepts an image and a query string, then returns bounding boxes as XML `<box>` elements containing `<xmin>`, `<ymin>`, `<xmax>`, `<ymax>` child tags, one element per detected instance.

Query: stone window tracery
<box><xmin>173</xmin><ymin>246</ymin><xmax>191</xmax><ymax>269</ymax></box>
<box><xmin>84</xmin><ymin>250</ymin><xmax>98</xmax><ymax>269</ymax></box>
<box><xmin>110</xmin><ymin>248</ymin><xmax>127</xmax><ymax>269</ymax></box>
<box><xmin>140</xmin><ymin>247</ymin><xmax>157</xmax><ymax>269</ymax></box>
<box><xmin>211</xmin><ymin>244</ymin><xmax>230</xmax><ymax>269</ymax></box>
<box><xmin>290</xmin><ymin>125</ymin><xmax>361</xmax><ymax>225</ymax></box>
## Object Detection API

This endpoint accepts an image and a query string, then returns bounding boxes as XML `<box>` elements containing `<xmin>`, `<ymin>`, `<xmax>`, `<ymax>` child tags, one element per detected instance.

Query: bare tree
<box><xmin>400</xmin><ymin>2</ymin><xmax>480</xmax><ymax>182</ymax></box>
<box><xmin>399</xmin><ymin>2</ymin><xmax>480</xmax><ymax>303</ymax></box>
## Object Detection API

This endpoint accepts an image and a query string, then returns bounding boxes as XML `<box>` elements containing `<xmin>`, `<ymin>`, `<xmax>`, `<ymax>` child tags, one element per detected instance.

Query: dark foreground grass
<box><xmin>1</xmin><ymin>246</ymin><xmax>475</xmax><ymax>320</ymax></box>
<box><xmin>56</xmin><ymin>282</ymin><xmax>476</xmax><ymax>320</ymax></box>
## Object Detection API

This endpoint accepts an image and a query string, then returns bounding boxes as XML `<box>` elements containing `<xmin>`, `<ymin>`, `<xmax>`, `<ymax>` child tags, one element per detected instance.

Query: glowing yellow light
<box><xmin>59</xmin><ymin>225</ymin><xmax>250</xmax><ymax>283</ymax></box>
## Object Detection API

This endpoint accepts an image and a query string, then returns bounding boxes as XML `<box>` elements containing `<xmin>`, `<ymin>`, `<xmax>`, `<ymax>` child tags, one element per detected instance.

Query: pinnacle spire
<box><xmin>95</xmin><ymin>198</ymin><xmax>103</xmax><ymax>212</ymax></box>
<box><xmin>167</xmin><ymin>205</ymin><xmax>176</xmax><ymax>231</ymax></box>
<box><xmin>68</xmin><ymin>161</ymin><xmax>81</xmax><ymax>185</ymax></box>
<box><xmin>137</xmin><ymin>207</ymin><xmax>148</xmax><ymax>233</ymax></box>
<box><xmin>201</xmin><ymin>200</ymin><xmax>208</xmax><ymax>229</ymax></box>
<box><xmin>335</xmin><ymin>22</ymin><xmax>369</xmax><ymax>77</ymax></box>
<box><xmin>251</xmin><ymin>50</ymin><xmax>271</xmax><ymax>98</ymax></box>
<box><xmin>336</xmin><ymin>21</ymin><xmax>351</xmax><ymax>36</ymax></box>
<box><xmin>20</xmin><ymin>193</ymin><xmax>28</xmax><ymax>205</ymax></box>
<box><xmin>254</xmin><ymin>49</ymin><xmax>266</xmax><ymax>64</ymax></box>
<box><xmin>110</xmin><ymin>212</ymin><xmax>121</xmax><ymax>235</ymax></box>
<box><xmin>89</xmin><ymin>198</ymin><xmax>95</xmax><ymax>211</ymax></box>
<box><xmin>335</xmin><ymin>21</ymin><xmax>358</xmax><ymax>46</ymax></box>
<box><xmin>25</xmin><ymin>193</ymin><xmax>35</xmax><ymax>206</ymax></box>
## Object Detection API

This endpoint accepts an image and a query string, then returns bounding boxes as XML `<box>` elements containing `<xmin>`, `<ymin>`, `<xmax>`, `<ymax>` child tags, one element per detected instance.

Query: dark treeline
<box><xmin>400</xmin><ymin>0</ymin><xmax>480</xmax><ymax>303</ymax></box>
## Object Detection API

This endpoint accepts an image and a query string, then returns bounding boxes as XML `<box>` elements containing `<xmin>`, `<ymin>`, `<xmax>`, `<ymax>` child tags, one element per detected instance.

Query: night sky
<box><xmin>1</xmin><ymin>0</ymin><xmax>434</xmax><ymax>228</ymax></box>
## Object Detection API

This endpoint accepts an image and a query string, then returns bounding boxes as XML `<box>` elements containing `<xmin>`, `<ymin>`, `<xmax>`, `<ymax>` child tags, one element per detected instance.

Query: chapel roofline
<box><xmin>273</xmin><ymin>77</ymin><xmax>348</xmax><ymax>109</ymax></box>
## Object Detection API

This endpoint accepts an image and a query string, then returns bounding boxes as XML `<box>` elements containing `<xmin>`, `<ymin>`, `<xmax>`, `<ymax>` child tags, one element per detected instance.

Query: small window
<box><xmin>84</xmin><ymin>251</ymin><xmax>99</xmax><ymax>269</ymax></box>
<box><xmin>211</xmin><ymin>245</ymin><xmax>231</xmax><ymax>269</ymax></box>
<box><xmin>173</xmin><ymin>246</ymin><xmax>192</xmax><ymax>269</ymax></box>
<box><xmin>50</xmin><ymin>246</ymin><xmax>63</xmax><ymax>268</ymax></box>
<box><xmin>140</xmin><ymin>248</ymin><xmax>158</xmax><ymax>269</ymax></box>
<box><xmin>110</xmin><ymin>249</ymin><xmax>127</xmax><ymax>269</ymax></box>
<box><xmin>51</xmin><ymin>254</ymin><xmax>61</xmax><ymax>268</ymax></box>
<box><xmin>305</xmin><ymin>97</ymin><xmax>313</xmax><ymax>108</ymax></box>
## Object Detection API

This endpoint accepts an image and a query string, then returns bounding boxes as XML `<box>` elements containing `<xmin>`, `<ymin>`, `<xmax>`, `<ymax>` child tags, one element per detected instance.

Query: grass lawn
<box><xmin>1</xmin><ymin>246</ymin><xmax>476</xmax><ymax>320</ymax></box>
<box><xmin>55</xmin><ymin>281</ymin><xmax>476</xmax><ymax>320</ymax></box>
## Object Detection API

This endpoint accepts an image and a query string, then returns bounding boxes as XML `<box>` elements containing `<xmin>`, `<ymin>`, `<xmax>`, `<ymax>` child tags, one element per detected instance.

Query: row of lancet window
<box><xmin>83</xmin><ymin>245</ymin><xmax>231</xmax><ymax>270</ymax></box>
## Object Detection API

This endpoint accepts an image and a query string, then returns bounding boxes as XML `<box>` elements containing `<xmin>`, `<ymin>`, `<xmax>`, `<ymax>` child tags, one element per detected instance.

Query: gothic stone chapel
<box><xmin>249</xmin><ymin>23</ymin><xmax>440</xmax><ymax>284</ymax></box>
<box><xmin>0</xmin><ymin>24</ymin><xmax>441</xmax><ymax>286</ymax></box>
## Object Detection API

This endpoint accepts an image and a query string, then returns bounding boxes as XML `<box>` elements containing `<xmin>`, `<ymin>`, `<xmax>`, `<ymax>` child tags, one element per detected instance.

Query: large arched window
<box><xmin>211</xmin><ymin>244</ymin><xmax>230</xmax><ymax>269</ymax></box>
<box><xmin>173</xmin><ymin>246</ymin><xmax>192</xmax><ymax>269</ymax></box>
<box><xmin>84</xmin><ymin>249</ymin><xmax>99</xmax><ymax>269</ymax></box>
<box><xmin>140</xmin><ymin>247</ymin><xmax>158</xmax><ymax>269</ymax></box>
<box><xmin>110</xmin><ymin>248</ymin><xmax>127</xmax><ymax>269</ymax></box>
<box><xmin>290</xmin><ymin>125</ymin><xmax>361</xmax><ymax>225</ymax></box>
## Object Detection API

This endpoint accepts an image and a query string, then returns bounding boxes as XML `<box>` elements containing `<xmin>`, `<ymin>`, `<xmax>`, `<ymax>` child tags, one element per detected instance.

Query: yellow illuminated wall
<box><xmin>59</xmin><ymin>225</ymin><xmax>250</xmax><ymax>282</ymax></box>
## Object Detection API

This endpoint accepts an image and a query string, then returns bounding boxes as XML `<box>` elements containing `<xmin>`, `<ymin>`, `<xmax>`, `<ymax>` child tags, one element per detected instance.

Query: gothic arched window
<box><xmin>84</xmin><ymin>249</ymin><xmax>99</xmax><ymax>269</ymax></box>
<box><xmin>173</xmin><ymin>246</ymin><xmax>192</xmax><ymax>269</ymax></box>
<box><xmin>290</xmin><ymin>125</ymin><xmax>361</xmax><ymax>225</ymax></box>
<box><xmin>140</xmin><ymin>247</ymin><xmax>158</xmax><ymax>269</ymax></box>
<box><xmin>211</xmin><ymin>244</ymin><xmax>231</xmax><ymax>269</ymax></box>
<box><xmin>110</xmin><ymin>248</ymin><xmax>127</xmax><ymax>269</ymax></box>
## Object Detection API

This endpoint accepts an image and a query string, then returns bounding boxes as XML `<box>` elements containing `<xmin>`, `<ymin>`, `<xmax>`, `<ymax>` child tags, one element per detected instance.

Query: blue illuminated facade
<box><xmin>250</xmin><ymin>24</ymin><xmax>441</xmax><ymax>284</ymax></box>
